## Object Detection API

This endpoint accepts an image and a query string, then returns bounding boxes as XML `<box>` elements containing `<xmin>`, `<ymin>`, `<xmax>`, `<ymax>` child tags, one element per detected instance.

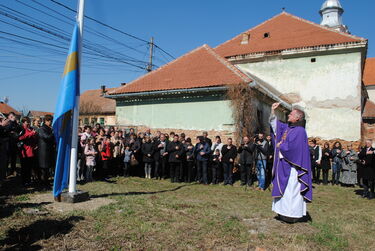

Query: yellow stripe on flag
<box><xmin>63</xmin><ymin>51</ymin><xmax>78</xmax><ymax>76</ymax></box>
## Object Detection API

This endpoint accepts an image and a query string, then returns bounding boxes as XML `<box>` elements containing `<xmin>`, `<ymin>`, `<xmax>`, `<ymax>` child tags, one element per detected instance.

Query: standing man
<box><xmin>6</xmin><ymin>112</ymin><xmax>21</xmax><ymax>176</ymax></box>
<box><xmin>309</xmin><ymin>139</ymin><xmax>322</xmax><ymax>184</ymax></box>
<box><xmin>194</xmin><ymin>136</ymin><xmax>210</xmax><ymax>184</ymax></box>
<box><xmin>358</xmin><ymin>140</ymin><xmax>375</xmax><ymax>199</ymax></box>
<box><xmin>270</xmin><ymin>103</ymin><xmax>312</xmax><ymax>223</ymax></box>
<box><xmin>266</xmin><ymin>135</ymin><xmax>274</xmax><ymax>188</ymax></box>
<box><xmin>0</xmin><ymin>118</ymin><xmax>10</xmax><ymax>182</ymax></box>
<box><xmin>254</xmin><ymin>133</ymin><xmax>269</xmax><ymax>191</ymax></box>
<box><xmin>37</xmin><ymin>115</ymin><xmax>55</xmax><ymax>188</ymax></box>
<box><xmin>237</xmin><ymin>136</ymin><xmax>255</xmax><ymax>187</ymax></box>
<box><xmin>167</xmin><ymin>134</ymin><xmax>184</xmax><ymax>183</ymax></box>
<box><xmin>221</xmin><ymin>138</ymin><xmax>237</xmax><ymax>186</ymax></box>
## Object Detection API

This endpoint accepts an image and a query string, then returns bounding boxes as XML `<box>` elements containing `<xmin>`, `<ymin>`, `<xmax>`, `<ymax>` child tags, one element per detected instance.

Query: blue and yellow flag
<box><xmin>53</xmin><ymin>24</ymin><xmax>80</xmax><ymax>198</ymax></box>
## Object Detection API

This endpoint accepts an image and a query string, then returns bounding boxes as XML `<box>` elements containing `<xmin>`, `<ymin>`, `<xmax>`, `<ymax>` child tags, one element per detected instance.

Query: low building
<box><xmin>79</xmin><ymin>88</ymin><xmax>116</xmax><ymax>126</ymax></box>
<box><xmin>107</xmin><ymin>45</ymin><xmax>289</xmax><ymax>141</ymax></box>
<box><xmin>0</xmin><ymin>101</ymin><xmax>20</xmax><ymax>119</ymax></box>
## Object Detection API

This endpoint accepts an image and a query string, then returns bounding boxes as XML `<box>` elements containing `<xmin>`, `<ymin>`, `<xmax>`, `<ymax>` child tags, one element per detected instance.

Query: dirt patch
<box><xmin>26</xmin><ymin>193</ymin><xmax>116</xmax><ymax>213</ymax></box>
<box><xmin>243</xmin><ymin>217</ymin><xmax>317</xmax><ymax>236</ymax></box>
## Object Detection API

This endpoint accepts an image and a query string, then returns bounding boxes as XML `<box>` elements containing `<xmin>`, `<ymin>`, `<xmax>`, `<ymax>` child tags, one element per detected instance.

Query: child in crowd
<box><xmin>123</xmin><ymin>145</ymin><xmax>133</xmax><ymax>177</ymax></box>
<box><xmin>84</xmin><ymin>137</ymin><xmax>97</xmax><ymax>182</ymax></box>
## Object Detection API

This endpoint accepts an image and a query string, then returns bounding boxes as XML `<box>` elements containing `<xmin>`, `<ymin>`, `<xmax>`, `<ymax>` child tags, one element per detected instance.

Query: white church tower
<box><xmin>320</xmin><ymin>0</ymin><xmax>349</xmax><ymax>33</ymax></box>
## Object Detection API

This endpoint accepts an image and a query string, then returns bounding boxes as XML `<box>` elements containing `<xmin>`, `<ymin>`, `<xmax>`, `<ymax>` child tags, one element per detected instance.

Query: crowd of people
<box><xmin>0</xmin><ymin>111</ymin><xmax>374</xmax><ymax>199</ymax></box>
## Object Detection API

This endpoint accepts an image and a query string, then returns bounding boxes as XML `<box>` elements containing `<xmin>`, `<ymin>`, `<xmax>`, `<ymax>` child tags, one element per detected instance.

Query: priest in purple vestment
<box><xmin>269</xmin><ymin>103</ymin><xmax>312</xmax><ymax>223</ymax></box>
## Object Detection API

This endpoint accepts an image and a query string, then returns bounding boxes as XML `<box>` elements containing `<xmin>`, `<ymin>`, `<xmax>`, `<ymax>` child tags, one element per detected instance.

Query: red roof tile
<box><xmin>215</xmin><ymin>12</ymin><xmax>366</xmax><ymax>58</ymax></box>
<box><xmin>363</xmin><ymin>100</ymin><xmax>375</xmax><ymax>119</ymax></box>
<box><xmin>109</xmin><ymin>45</ymin><xmax>252</xmax><ymax>95</ymax></box>
<box><xmin>0</xmin><ymin>102</ymin><xmax>20</xmax><ymax>116</ymax></box>
<box><xmin>80</xmin><ymin>88</ymin><xmax>116</xmax><ymax>114</ymax></box>
<box><xmin>363</xmin><ymin>58</ymin><xmax>375</xmax><ymax>87</ymax></box>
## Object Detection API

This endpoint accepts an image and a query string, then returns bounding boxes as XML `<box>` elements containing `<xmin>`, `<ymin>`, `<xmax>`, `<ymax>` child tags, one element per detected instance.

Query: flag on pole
<box><xmin>53</xmin><ymin>24</ymin><xmax>80</xmax><ymax>198</ymax></box>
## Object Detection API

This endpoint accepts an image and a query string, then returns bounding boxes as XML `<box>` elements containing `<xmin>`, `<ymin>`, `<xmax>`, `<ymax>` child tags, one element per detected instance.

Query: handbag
<box><xmin>130</xmin><ymin>155</ymin><xmax>139</xmax><ymax>166</ymax></box>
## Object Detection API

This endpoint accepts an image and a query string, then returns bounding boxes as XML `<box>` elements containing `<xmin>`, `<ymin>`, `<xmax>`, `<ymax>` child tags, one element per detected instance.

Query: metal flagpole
<box><xmin>68</xmin><ymin>0</ymin><xmax>85</xmax><ymax>193</ymax></box>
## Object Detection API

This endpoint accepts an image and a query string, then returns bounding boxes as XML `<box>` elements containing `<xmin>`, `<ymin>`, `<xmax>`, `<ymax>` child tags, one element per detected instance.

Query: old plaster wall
<box><xmin>116</xmin><ymin>94</ymin><xmax>235</xmax><ymax>132</ymax></box>
<box><xmin>367</xmin><ymin>87</ymin><xmax>375</xmax><ymax>103</ymax></box>
<box><xmin>236</xmin><ymin>52</ymin><xmax>363</xmax><ymax>141</ymax></box>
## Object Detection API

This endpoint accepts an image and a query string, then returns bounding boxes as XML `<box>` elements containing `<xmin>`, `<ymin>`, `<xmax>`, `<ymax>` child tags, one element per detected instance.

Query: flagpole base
<box><xmin>60</xmin><ymin>190</ymin><xmax>89</xmax><ymax>203</ymax></box>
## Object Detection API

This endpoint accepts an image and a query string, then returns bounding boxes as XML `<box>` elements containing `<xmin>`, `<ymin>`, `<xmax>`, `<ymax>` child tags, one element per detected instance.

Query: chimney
<box><xmin>241</xmin><ymin>33</ymin><xmax>250</xmax><ymax>45</ymax></box>
<box><xmin>121</xmin><ymin>83</ymin><xmax>127</xmax><ymax>86</ymax></box>
<box><xmin>101</xmin><ymin>85</ymin><xmax>106</xmax><ymax>95</ymax></box>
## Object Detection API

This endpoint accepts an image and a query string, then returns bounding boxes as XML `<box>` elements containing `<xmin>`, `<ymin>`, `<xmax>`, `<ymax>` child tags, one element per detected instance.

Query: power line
<box><xmin>49</xmin><ymin>0</ymin><xmax>175</xmax><ymax>59</ymax></box>
<box><xmin>49</xmin><ymin>0</ymin><xmax>149</xmax><ymax>43</ymax></box>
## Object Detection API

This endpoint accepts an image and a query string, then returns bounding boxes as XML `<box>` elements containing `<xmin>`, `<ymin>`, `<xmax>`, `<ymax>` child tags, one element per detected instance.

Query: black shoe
<box><xmin>368</xmin><ymin>193</ymin><xmax>374</xmax><ymax>200</ymax></box>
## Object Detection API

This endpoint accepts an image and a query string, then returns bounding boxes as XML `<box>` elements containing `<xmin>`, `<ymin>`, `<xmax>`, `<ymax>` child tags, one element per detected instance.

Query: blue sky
<box><xmin>1</xmin><ymin>0</ymin><xmax>374</xmax><ymax>112</ymax></box>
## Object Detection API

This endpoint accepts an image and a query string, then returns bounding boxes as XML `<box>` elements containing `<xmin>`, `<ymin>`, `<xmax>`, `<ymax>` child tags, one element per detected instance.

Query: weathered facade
<box><xmin>215</xmin><ymin>12</ymin><xmax>367</xmax><ymax>142</ymax></box>
<box><xmin>362</xmin><ymin>58</ymin><xmax>375</xmax><ymax>142</ymax></box>
<box><xmin>108</xmin><ymin>45</ymin><xmax>289</xmax><ymax>141</ymax></box>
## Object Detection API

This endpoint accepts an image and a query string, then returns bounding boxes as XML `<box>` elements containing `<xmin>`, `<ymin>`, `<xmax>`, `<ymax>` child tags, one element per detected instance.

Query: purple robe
<box><xmin>271</xmin><ymin>120</ymin><xmax>313</xmax><ymax>202</ymax></box>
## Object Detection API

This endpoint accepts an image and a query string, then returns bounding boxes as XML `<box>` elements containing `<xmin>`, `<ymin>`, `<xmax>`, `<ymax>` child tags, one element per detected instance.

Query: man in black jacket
<box><xmin>6</xmin><ymin>112</ymin><xmax>21</xmax><ymax>176</ymax></box>
<box><xmin>359</xmin><ymin>139</ymin><xmax>375</xmax><ymax>199</ymax></box>
<box><xmin>238</xmin><ymin>136</ymin><xmax>255</xmax><ymax>187</ymax></box>
<box><xmin>37</xmin><ymin>115</ymin><xmax>55</xmax><ymax>188</ymax></box>
<box><xmin>221</xmin><ymin>138</ymin><xmax>237</xmax><ymax>186</ymax></box>
<box><xmin>0</xmin><ymin>117</ymin><xmax>10</xmax><ymax>182</ymax></box>
<box><xmin>167</xmin><ymin>134</ymin><xmax>184</xmax><ymax>183</ymax></box>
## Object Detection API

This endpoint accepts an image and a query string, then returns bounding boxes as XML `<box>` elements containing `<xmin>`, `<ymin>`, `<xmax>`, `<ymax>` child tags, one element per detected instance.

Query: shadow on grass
<box><xmin>354</xmin><ymin>189</ymin><xmax>364</xmax><ymax>196</ymax></box>
<box><xmin>274</xmin><ymin>211</ymin><xmax>313</xmax><ymax>224</ymax></box>
<box><xmin>0</xmin><ymin>216</ymin><xmax>84</xmax><ymax>250</ymax></box>
<box><xmin>0</xmin><ymin>176</ymin><xmax>50</xmax><ymax>198</ymax></box>
<box><xmin>0</xmin><ymin>201</ymin><xmax>52</xmax><ymax>219</ymax></box>
<box><xmin>90</xmin><ymin>184</ymin><xmax>194</xmax><ymax>199</ymax></box>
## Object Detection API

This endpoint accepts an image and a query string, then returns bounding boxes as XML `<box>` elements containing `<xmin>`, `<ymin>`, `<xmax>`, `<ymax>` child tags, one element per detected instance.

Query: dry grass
<box><xmin>1</xmin><ymin>176</ymin><xmax>375</xmax><ymax>250</ymax></box>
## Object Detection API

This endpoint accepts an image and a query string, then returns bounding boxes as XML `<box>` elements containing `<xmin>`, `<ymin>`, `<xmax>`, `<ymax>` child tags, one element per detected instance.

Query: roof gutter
<box><xmin>104</xmin><ymin>86</ymin><xmax>228</xmax><ymax>99</ymax></box>
<box><xmin>105</xmin><ymin>80</ymin><xmax>292</xmax><ymax>111</ymax></box>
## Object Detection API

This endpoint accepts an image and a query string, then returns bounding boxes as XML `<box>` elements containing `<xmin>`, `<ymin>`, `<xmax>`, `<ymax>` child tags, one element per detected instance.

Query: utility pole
<box><xmin>147</xmin><ymin>37</ymin><xmax>154</xmax><ymax>72</ymax></box>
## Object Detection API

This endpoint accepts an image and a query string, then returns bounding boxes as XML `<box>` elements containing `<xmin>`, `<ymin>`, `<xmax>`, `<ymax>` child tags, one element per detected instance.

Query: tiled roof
<box><xmin>363</xmin><ymin>58</ymin><xmax>375</xmax><ymax>87</ymax></box>
<box><xmin>109</xmin><ymin>45</ymin><xmax>252</xmax><ymax>95</ymax></box>
<box><xmin>80</xmin><ymin>88</ymin><xmax>116</xmax><ymax>114</ymax></box>
<box><xmin>28</xmin><ymin>110</ymin><xmax>54</xmax><ymax>118</ymax></box>
<box><xmin>363</xmin><ymin>100</ymin><xmax>375</xmax><ymax>119</ymax></box>
<box><xmin>215</xmin><ymin>12</ymin><xmax>366</xmax><ymax>58</ymax></box>
<box><xmin>0</xmin><ymin>102</ymin><xmax>20</xmax><ymax>116</ymax></box>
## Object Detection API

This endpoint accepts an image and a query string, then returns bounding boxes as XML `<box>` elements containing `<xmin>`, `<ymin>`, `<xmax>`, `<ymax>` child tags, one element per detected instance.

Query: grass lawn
<box><xmin>1</xmin><ymin>176</ymin><xmax>375</xmax><ymax>250</ymax></box>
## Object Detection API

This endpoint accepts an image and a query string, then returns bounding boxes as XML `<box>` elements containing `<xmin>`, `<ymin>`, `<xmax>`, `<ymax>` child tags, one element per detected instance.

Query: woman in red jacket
<box><xmin>18</xmin><ymin>117</ymin><xmax>38</xmax><ymax>186</ymax></box>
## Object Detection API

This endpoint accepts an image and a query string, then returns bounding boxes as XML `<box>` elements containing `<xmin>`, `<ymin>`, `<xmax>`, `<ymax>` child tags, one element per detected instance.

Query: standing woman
<box><xmin>141</xmin><ymin>136</ymin><xmax>154</xmax><ymax>179</ymax></box>
<box><xmin>339</xmin><ymin>144</ymin><xmax>358</xmax><ymax>186</ymax></box>
<box><xmin>18</xmin><ymin>117</ymin><xmax>38</xmax><ymax>186</ymax></box>
<box><xmin>332</xmin><ymin>141</ymin><xmax>343</xmax><ymax>185</ymax></box>
<box><xmin>321</xmin><ymin>142</ymin><xmax>332</xmax><ymax>185</ymax></box>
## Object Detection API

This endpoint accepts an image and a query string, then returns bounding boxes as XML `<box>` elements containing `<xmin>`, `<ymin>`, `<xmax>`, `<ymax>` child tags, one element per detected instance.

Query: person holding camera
<box><xmin>237</xmin><ymin>136</ymin><xmax>255</xmax><ymax>187</ymax></box>
<box><xmin>254</xmin><ymin>132</ymin><xmax>269</xmax><ymax>191</ymax></box>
